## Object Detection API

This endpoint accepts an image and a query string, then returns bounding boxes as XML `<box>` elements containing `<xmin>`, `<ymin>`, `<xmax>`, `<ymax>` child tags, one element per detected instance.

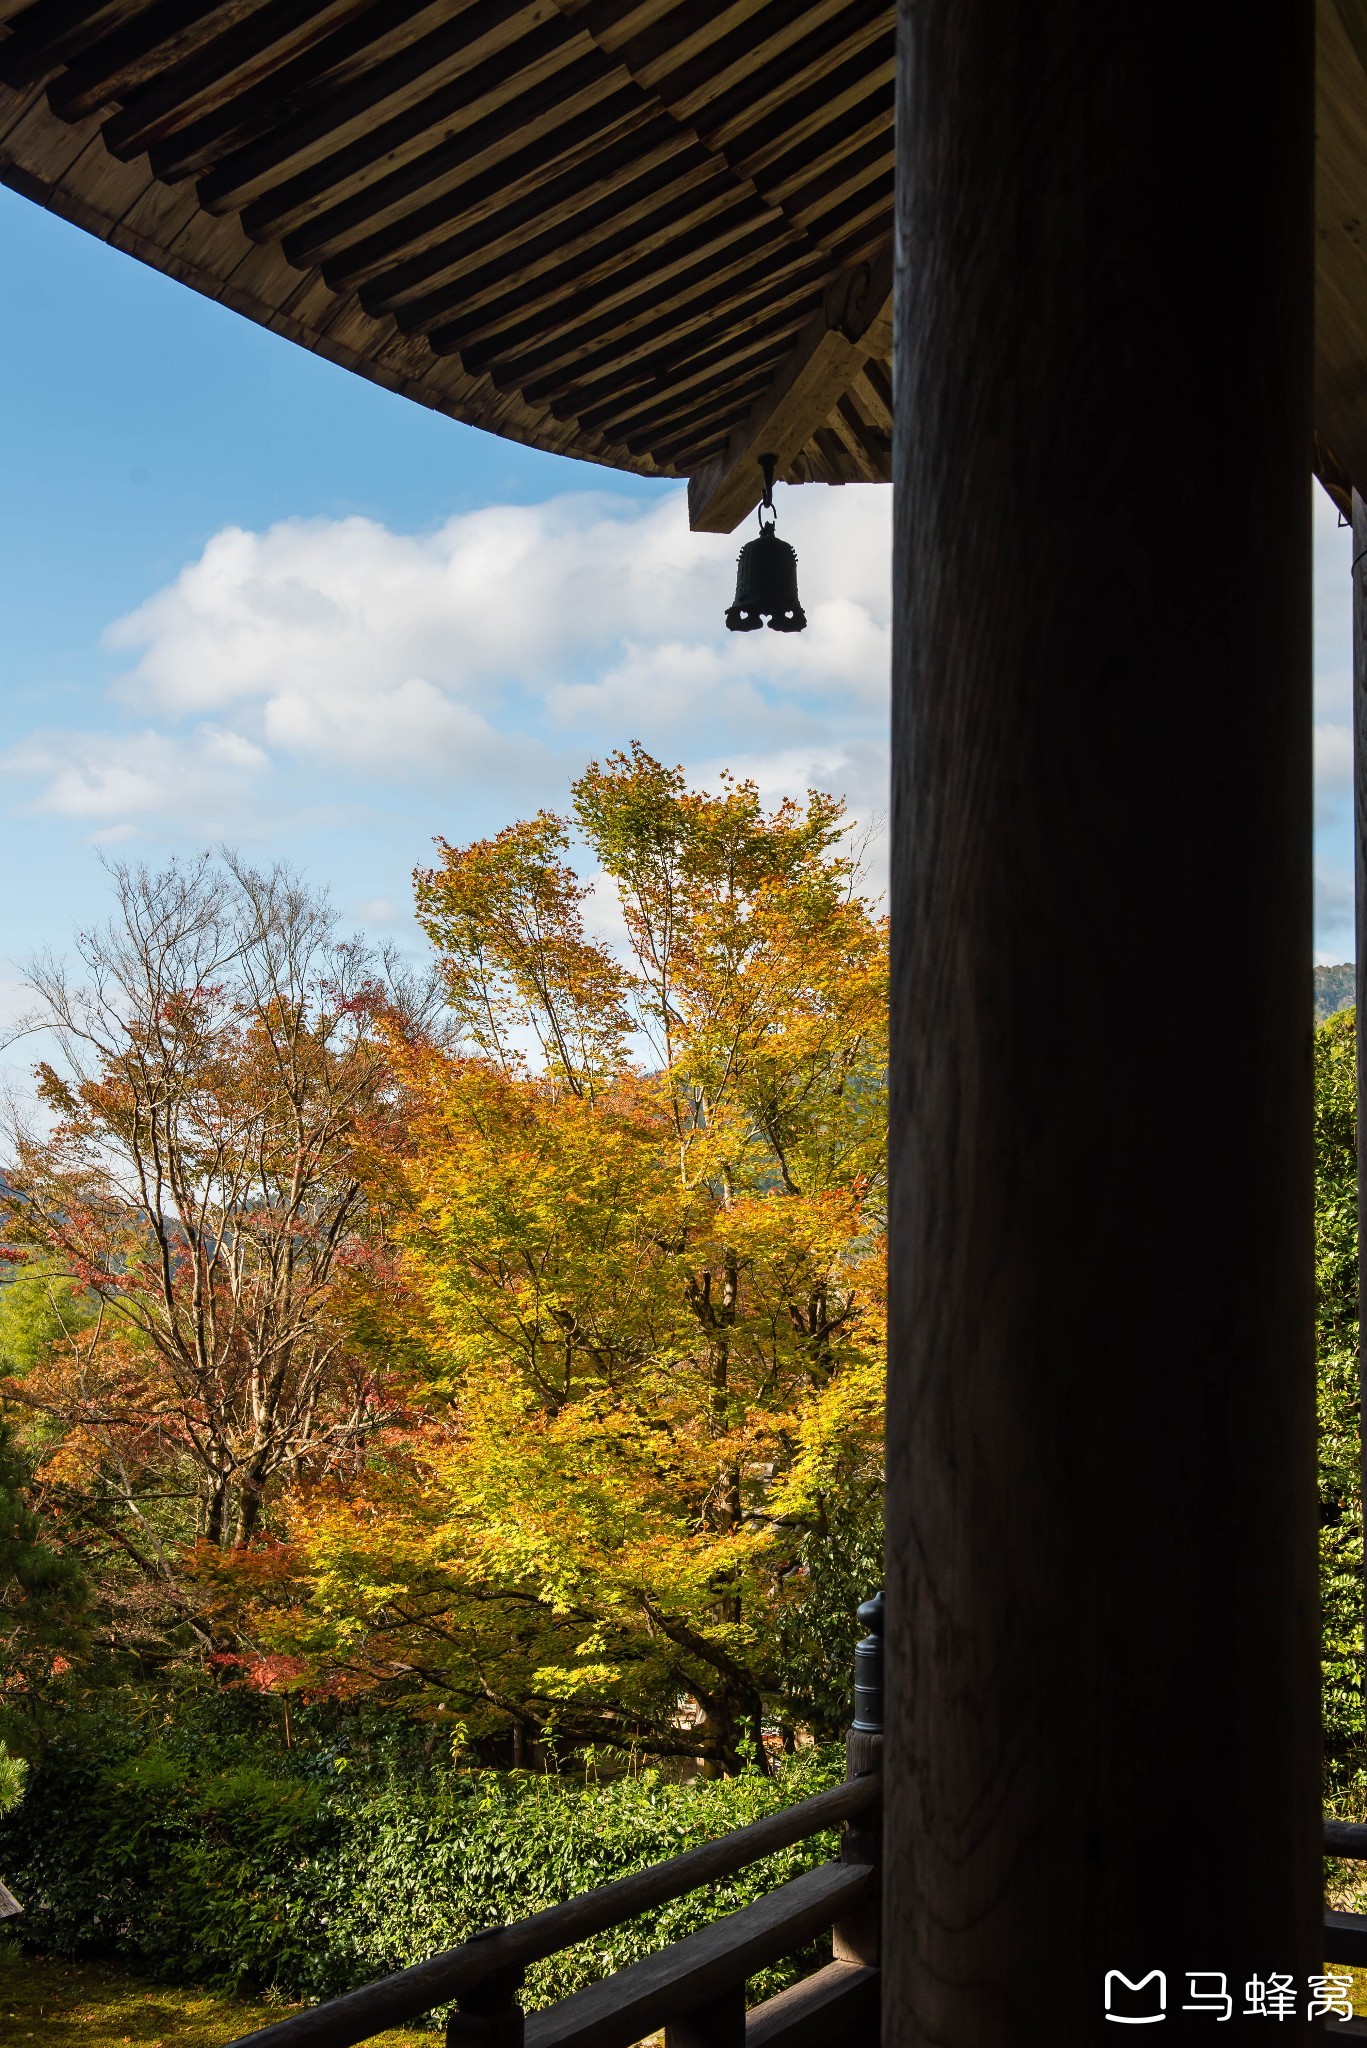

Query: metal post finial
<box><xmin>852</xmin><ymin>1589</ymin><xmax>884</xmax><ymax>1732</ymax></box>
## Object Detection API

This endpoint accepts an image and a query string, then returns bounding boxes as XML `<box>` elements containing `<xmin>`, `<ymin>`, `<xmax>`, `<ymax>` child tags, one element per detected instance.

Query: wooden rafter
<box><xmin>2</xmin><ymin>0</ymin><xmax>1360</xmax><ymax>519</ymax></box>
<box><xmin>0</xmin><ymin>0</ymin><xmax>896</xmax><ymax>487</ymax></box>
<box><xmin>686</xmin><ymin>240</ymin><xmax>892</xmax><ymax>532</ymax></box>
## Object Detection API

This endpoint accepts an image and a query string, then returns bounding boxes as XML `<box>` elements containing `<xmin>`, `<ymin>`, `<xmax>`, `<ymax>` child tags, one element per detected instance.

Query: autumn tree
<box><xmin>1314</xmin><ymin>1005</ymin><xmax>1365</xmax><ymax>1796</ymax></box>
<box><xmin>0</xmin><ymin>1416</ymin><xmax>85</xmax><ymax>1710</ymax></box>
<box><xmin>0</xmin><ymin>855</ymin><xmax>416</xmax><ymax>1657</ymax></box>
<box><xmin>267</xmin><ymin>751</ymin><xmax>886</xmax><ymax>1771</ymax></box>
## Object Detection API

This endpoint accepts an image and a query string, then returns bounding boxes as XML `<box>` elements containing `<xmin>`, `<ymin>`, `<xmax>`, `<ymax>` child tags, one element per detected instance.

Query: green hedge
<box><xmin>0</xmin><ymin>1740</ymin><xmax>844</xmax><ymax>2013</ymax></box>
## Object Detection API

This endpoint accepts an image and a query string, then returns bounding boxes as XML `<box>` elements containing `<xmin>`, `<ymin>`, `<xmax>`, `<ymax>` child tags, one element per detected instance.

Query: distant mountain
<box><xmin>1316</xmin><ymin>963</ymin><xmax>1356</xmax><ymax>1023</ymax></box>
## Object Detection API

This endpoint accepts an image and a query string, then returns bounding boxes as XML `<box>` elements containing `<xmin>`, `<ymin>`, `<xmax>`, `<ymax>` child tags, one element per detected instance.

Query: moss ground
<box><xmin>0</xmin><ymin>1954</ymin><xmax>430</xmax><ymax>2047</ymax></box>
<box><xmin>1328</xmin><ymin>1961</ymin><xmax>1367</xmax><ymax>2021</ymax></box>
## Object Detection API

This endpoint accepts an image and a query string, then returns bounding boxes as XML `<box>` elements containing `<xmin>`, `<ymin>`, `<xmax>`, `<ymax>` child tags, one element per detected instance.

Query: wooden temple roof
<box><xmin>3</xmin><ymin>0</ymin><xmax>1367</xmax><ymax>524</ymax></box>
<box><xmin>0</xmin><ymin>0</ymin><xmax>893</xmax><ymax>532</ymax></box>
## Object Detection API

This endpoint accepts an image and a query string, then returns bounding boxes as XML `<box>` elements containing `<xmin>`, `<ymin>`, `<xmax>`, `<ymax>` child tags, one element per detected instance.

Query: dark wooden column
<box><xmin>886</xmin><ymin>1</ymin><xmax>1317</xmax><ymax>2038</ymax></box>
<box><xmin>1355</xmin><ymin>490</ymin><xmax>1367</xmax><ymax>1663</ymax></box>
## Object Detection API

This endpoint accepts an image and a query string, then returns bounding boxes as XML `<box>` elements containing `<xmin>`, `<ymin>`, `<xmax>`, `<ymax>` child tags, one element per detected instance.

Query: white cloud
<box><xmin>1311</xmin><ymin>485</ymin><xmax>1358</xmax><ymax>955</ymax></box>
<box><xmin>353</xmin><ymin>895</ymin><xmax>400</xmax><ymax>927</ymax></box>
<box><xmin>546</xmin><ymin>641</ymin><xmax>784</xmax><ymax>739</ymax></box>
<box><xmin>0</xmin><ymin>483</ymin><xmax>889</xmax><ymax>843</ymax></box>
<box><xmin>1314</xmin><ymin>480</ymin><xmax>1353</xmax><ymax>722</ymax></box>
<box><xmin>105</xmin><ymin>485</ymin><xmax>889</xmax><ymax>738</ymax></box>
<box><xmin>1313</xmin><ymin>487</ymin><xmax>1354</xmax><ymax>806</ymax></box>
<box><xmin>0</xmin><ymin>484</ymin><xmax>891</xmax><ymax>840</ymax></box>
<box><xmin>261</xmin><ymin>673</ymin><xmax>553</xmax><ymax>783</ymax></box>
<box><xmin>1316</xmin><ymin>721</ymin><xmax>1352</xmax><ymax>782</ymax></box>
<box><xmin>0</xmin><ymin>724</ymin><xmax>269</xmax><ymax>837</ymax></box>
<box><xmin>3</xmin><ymin>479</ymin><xmax>1351</xmax><ymax>959</ymax></box>
<box><xmin>1315</xmin><ymin>720</ymin><xmax>1352</xmax><ymax>831</ymax></box>
<box><xmin>1316</xmin><ymin>865</ymin><xmax>1355</xmax><ymax>949</ymax></box>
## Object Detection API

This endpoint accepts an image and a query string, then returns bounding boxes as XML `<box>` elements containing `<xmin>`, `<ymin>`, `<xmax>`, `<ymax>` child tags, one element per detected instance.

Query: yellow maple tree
<box><xmin>268</xmin><ymin>751</ymin><xmax>886</xmax><ymax>1771</ymax></box>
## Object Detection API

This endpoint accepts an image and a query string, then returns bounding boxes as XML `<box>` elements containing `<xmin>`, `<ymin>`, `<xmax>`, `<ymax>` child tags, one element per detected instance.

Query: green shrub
<box><xmin>0</xmin><ymin>1741</ymin><xmax>26</xmax><ymax>1817</ymax></box>
<box><xmin>0</xmin><ymin>1738</ymin><xmax>844</xmax><ymax>2014</ymax></box>
<box><xmin>1315</xmin><ymin>1009</ymin><xmax>1367</xmax><ymax>1803</ymax></box>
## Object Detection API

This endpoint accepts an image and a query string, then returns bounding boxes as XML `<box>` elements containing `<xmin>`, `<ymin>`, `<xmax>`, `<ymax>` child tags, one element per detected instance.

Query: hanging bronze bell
<box><xmin>725</xmin><ymin>455</ymin><xmax>807</xmax><ymax>633</ymax></box>
<box><xmin>725</xmin><ymin>524</ymin><xmax>807</xmax><ymax>633</ymax></box>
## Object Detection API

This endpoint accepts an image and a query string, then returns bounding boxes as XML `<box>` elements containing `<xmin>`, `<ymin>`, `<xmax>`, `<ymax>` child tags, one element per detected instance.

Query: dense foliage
<box><xmin>1316</xmin><ymin>1007</ymin><xmax>1365</xmax><ymax>1799</ymax></box>
<box><xmin>4</xmin><ymin>763</ymin><xmax>1367</xmax><ymax>2006</ymax></box>
<box><xmin>0</xmin><ymin>756</ymin><xmax>884</xmax><ymax>1774</ymax></box>
<box><xmin>186</xmin><ymin>755</ymin><xmax>886</xmax><ymax>1771</ymax></box>
<box><xmin>0</xmin><ymin>1415</ymin><xmax>84</xmax><ymax>1737</ymax></box>
<box><xmin>0</xmin><ymin>1714</ymin><xmax>840</xmax><ymax>2008</ymax></box>
<box><xmin>1316</xmin><ymin>963</ymin><xmax>1357</xmax><ymax>1025</ymax></box>
<box><xmin>0</xmin><ymin>856</ymin><xmax>420</xmax><ymax>1681</ymax></box>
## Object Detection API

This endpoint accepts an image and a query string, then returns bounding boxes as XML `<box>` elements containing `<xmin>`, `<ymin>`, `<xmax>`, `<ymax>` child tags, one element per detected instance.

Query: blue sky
<box><xmin>0</xmin><ymin>179</ymin><xmax>1355</xmax><ymax>1096</ymax></box>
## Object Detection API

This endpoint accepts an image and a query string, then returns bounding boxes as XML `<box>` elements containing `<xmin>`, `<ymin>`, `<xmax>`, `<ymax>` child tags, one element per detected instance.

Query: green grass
<box><xmin>0</xmin><ymin>1953</ymin><xmax>431</xmax><ymax>2047</ymax></box>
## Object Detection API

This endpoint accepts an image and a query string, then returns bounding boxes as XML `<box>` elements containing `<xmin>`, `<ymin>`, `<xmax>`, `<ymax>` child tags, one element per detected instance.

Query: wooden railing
<box><xmin>208</xmin><ymin>1601</ymin><xmax>1367</xmax><ymax>2045</ymax></box>
<box><xmin>1326</xmin><ymin>1820</ymin><xmax>1367</xmax><ymax>1973</ymax></box>
<box><xmin>229</xmin><ymin>1597</ymin><xmax>885</xmax><ymax>2048</ymax></box>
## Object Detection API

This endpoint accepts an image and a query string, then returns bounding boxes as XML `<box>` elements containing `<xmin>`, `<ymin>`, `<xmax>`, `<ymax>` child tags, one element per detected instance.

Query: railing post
<box><xmin>664</xmin><ymin>1985</ymin><xmax>747</xmax><ymax>2047</ymax></box>
<box><xmin>444</xmin><ymin>1939</ymin><xmax>524</xmax><ymax>2048</ymax></box>
<box><xmin>833</xmin><ymin>1589</ymin><xmax>883</xmax><ymax>1969</ymax></box>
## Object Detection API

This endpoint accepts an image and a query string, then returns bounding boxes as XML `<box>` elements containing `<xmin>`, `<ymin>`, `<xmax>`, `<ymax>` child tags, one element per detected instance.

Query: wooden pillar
<box><xmin>886</xmin><ymin>1</ymin><xmax>1317</xmax><ymax>2039</ymax></box>
<box><xmin>1355</xmin><ymin>490</ymin><xmax>1367</xmax><ymax>1667</ymax></box>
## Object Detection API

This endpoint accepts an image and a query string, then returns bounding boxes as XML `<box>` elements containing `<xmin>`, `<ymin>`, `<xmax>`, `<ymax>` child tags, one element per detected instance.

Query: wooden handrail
<box><xmin>1319</xmin><ymin>1823</ymin><xmax>1367</xmax><ymax>1975</ymax></box>
<box><xmin>227</xmin><ymin>1789</ymin><xmax>1367</xmax><ymax>2043</ymax></box>
<box><xmin>1326</xmin><ymin>1909</ymin><xmax>1367</xmax><ymax>1965</ymax></box>
<box><xmin>745</xmin><ymin>1960</ymin><xmax>878</xmax><ymax>2046</ymax></box>
<box><xmin>522</xmin><ymin>1862</ymin><xmax>871</xmax><ymax>2048</ymax></box>
<box><xmin>228</xmin><ymin>1772</ymin><xmax>881</xmax><ymax>2048</ymax></box>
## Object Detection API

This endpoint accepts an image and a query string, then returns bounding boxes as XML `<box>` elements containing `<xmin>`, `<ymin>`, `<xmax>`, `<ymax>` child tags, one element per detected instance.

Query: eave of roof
<box><xmin>1316</xmin><ymin>0</ymin><xmax>1367</xmax><ymax>511</ymax></box>
<box><xmin>0</xmin><ymin>0</ymin><xmax>894</xmax><ymax>530</ymax></box>
<box><xmin>6</xmin><ymin>0</ymin><xmax>1367</xmax><ymax>526</ymax></box>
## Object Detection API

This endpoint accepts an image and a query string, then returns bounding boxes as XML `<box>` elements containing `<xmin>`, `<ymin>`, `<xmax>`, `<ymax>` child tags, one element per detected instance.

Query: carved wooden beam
<box><xmin>686</xmin><ymin>242</ymin><xmax>893</xmax><ymax>534</ymax></box>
